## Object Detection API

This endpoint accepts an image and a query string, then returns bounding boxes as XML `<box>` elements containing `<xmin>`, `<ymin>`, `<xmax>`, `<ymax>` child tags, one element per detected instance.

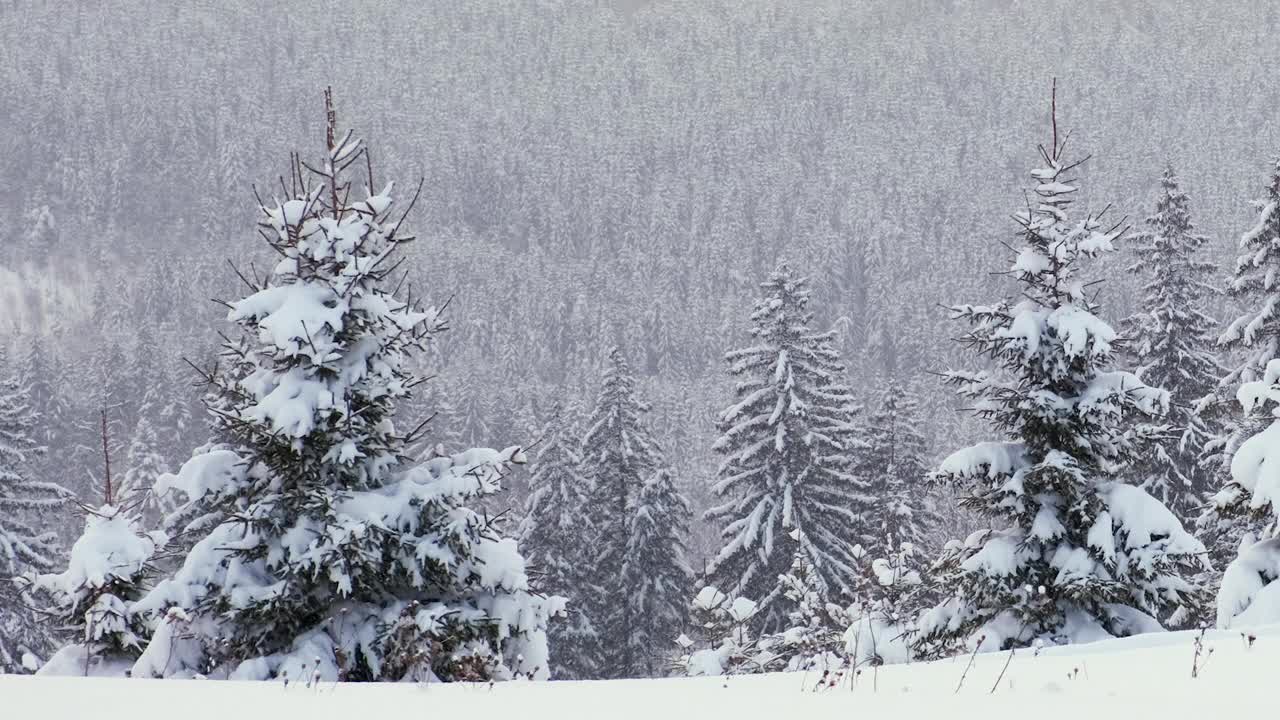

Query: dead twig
<box><xmin>954</xmin><ymin>635</ymin><xmax>984</xmax><ymax>694</ymax></box>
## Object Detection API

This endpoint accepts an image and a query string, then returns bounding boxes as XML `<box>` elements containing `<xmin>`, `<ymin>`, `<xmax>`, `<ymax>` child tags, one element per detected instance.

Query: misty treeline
<box><xmin>4</xmin><ymin>0</ymin><xmax>1280</xmax><ymax>680</ymax></box>
<box><xmin>7</xmin><ymin>0</ymin><xmax>1280</xmax><ymax>561</ymax></box>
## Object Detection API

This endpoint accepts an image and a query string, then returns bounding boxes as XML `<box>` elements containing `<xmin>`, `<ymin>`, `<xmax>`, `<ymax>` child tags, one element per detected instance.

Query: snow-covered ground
<box><xmin>6</xmin><ymin>625</ymin><xmax>1274</xmax><ymax>719</ymax></box>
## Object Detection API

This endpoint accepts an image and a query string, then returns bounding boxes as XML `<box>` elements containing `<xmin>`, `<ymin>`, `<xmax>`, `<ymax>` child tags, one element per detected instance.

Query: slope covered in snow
<box><xmin>6</xmin><ymin>624</ymin><xmax>1277</xmax><ymax>719</ymax></box>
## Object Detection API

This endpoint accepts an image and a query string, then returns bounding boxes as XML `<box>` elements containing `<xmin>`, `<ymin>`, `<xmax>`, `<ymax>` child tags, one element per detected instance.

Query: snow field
<box><xmin>7</xmin><ymin>624</ymin><xmax>1277</xmax><ymax>720</ymax></box>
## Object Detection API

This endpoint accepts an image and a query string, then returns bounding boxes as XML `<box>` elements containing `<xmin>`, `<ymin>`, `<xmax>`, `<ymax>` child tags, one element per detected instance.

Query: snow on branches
<box><xmin>917</xmin><ymin>104</ymin><xmax>1205</xmax><ymax>657</ymax></box>
<box><xmin>0</xmin><ymin>352</ymin><xmax>71</xmax><ymax>673</ymax></box>
<box><xmin>130</xmin><ymin>99</ymin><xmax>555</xmax><ymax>682</ymax></box>
<box><xmin>35</xmin><ymin>504</ymin><xmax>166</xmax><ymax>676</ymax></box>
<box><xmin>706</xmin><ymin>264</ymin><xmax>872</xmax><ymax>633</ymax></box>
<box><xmin>1120</xmin><ymin>168</ymin><xmax>1222</xmax><ymax>517</ymax></box>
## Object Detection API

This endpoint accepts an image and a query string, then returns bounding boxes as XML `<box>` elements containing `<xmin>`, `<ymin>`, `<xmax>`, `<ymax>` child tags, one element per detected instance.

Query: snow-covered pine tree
<box><xmin>1204</xmin><ymin>162</ymin><xmax>1280</xmax><ymax>531</ymax></box>
<box><xmin>1121</xmin><ymin>167</ymin><xmax>1223</xmax><ymax>519</ymax></box>
<box><xmin>116</xmin><ymin>414</ymin><xmax>172</xmax><ymax>522</ymax></box>
<box><xmin>1213</xmin><ymin>360</ymin><xmax>1280</xmax><ymax>627</ymax></box>
<box><xmin>623</xmin><ymin>467</ymin><xmax>694</xmax><ymax>677</ymax></box>
<box><xmin>0</xmin><ymin>351</ymin><xmax>70</xmax><ymax>673</ymax></box>
<box><xmin>455</xmin><ymin>363</ymin><xmax>494</xmax><ymax>450</ymax></box>
<box><xmin>915</xmin><ymin>107</ymin><xmax>1206</xmax><ymax>657</ymax></box>
<box><xmin>153</xmin><ymin>356</ymin><xmax>197</xmax><ymax>469</ymax></box>
<box><xmin>18</xmin><ymin>333</ymin><xmax>60</xmax><ymax>453</ymax></box>
<box><xmin>580</xmin><ymin>347</ymin><xmax>665</xmax><ymax>678</ymax></box>
<box><xmin>130</xmin><ymin>100</ymin><xmax>555</xmax><ymax>682</ymax></box>
<box><xmin>862</xmin><ymin>379</ymin><xmax>937</xmax><ymax>556</ymax></box>
<box><xmin>706</xmin><ymin>264</ymin><xmax>871</xmax><ymax>633</ymax></box>
<box><xmin>685</xmin><ymin>537</ymin><xmax>851</xmax><ymax>679</ymax></box>
<box><xmin>1209</xmin><ymin>161</ymin><xmax>1280</xmax><ymax>628</ymax></box>
<box><xmin>840</xmin><ymin>540</ymin><xmax>924</xmax><ymax>667</ymax></box>
<box><xmin>517</xmin><ymin>402</ymin><xmax>602</xmax><ymax>680</ymax></box>
<box><xmin>34</xmin><ymin>501</ymin><xmax>167</xmax><ymax>676</ymax></box>
<box><xmin>679</xmin><ymin>586</ymin><xmax>774</xmax><ymax>677</ymax></box>
<box><xmin>763</xmin><ymin>532</ymin><xmax>848</xmax><ymax>672</ymax></box>
<box><xmin>1218</xmin><ymin>161</ymin><xmax>1280</xmax><ymax>391</ymax></box>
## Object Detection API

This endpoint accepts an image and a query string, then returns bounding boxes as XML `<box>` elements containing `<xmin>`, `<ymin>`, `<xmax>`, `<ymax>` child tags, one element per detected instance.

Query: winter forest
<box><xmin>7</xmin><ymin>0</ymin><xmax>1280</xmax><ymax>689</ymax></box>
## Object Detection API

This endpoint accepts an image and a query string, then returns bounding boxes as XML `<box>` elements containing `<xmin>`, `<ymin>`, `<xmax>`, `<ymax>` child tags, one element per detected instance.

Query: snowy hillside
<box><xmin>7</xmin><ymin>625</ymin><xmax>1275</xmax><ymax>720</ymax></box>
<box><xmin>13</xmin><ymin>0</ymin><xmax>1280</xmax><ymax>705</ymax></box>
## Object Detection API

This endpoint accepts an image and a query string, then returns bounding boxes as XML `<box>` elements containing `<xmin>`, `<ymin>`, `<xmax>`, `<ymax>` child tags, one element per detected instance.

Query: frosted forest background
<box><xmin>9</xmin><ymin>0</ymin><xmax>1278</xmax><ymax>564</ymax></box>
<box><xmin>8</xmin><ymin>0</ymin><xmax>1280</xmax><ymax>682</ymax></box>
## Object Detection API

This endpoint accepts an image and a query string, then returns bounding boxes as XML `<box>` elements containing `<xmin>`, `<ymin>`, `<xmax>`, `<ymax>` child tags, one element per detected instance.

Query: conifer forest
<box><xmin>8</xmin><ymin>0</ymin><xmax>1280</xmax><ymax>694</ymax></box>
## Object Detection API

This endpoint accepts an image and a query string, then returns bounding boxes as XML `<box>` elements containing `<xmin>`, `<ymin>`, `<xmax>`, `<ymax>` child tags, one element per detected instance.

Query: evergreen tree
<box><xmin>18</xmin><ymin>333</ymin><xmax>59</xmax><ymax>448</ymax></box>
<box><xmin>916</xmin><ymin>116</ymin><xmax>1206</xmax><ymax>657</ymax></box>
<box><xmin>18</xmin><ymin>333</ymin><xmax>72</xmax><ymax>498</ymax></box>
<box><xmin>623</xmin><ymin>467</ymin><xmax>694</xmax><ymax>677</ymax></box>
<box><xmin>679</xmin><ymin>586</ymin><xmax>772</xmax><ymax>677</ymax></box>
<box><xmin>1210</xmin><ymin>358</ymin><xmax>1280</xmax><ymax>627</ymax></box>
<box><xmin>455</xmin><ymin>362</ymin><xmax>494</xmax><ymax>450</ymax></box>
<box><xmin>96</xmin><ymin>341</ymin><xmax>139</xmax><ymax>434</ymax></box>
<box><xmin>1122</xmin><ymin>167</ymin><xmax>1223</xmax><ymax>518</ymax></box>
<box><xmin>34</xmin><ymin>502</ymin><xmax>166</xmax><ymax>676</ymax></box>
<box><xmin>706</xmin><ymin>264</ymin><xmax>871</xmax><ymax>633</ymax></box>
<box><xmin>517</xmin><ymin>402</ymin><xmax>601</xmax><ymax>680</ymax></box>
<box><xmin>1209</xmin><ymin>161</ymin><xmax>1280</xmax><ymax>627</ymax></box>
<box><xmin>1218</xmin><ymin>161</ymin><xmax>1280</xmax><ymax>388</ymax></box>
<box><xmin>130</xmin><ymin>108</ymin><xmax>554</xmax><ymax>682</ymax></box>
<box><xmin>153</xmin><ymin>346</ymin><xmax>198</xmax><ymax>468</ymax></box>
<box><xmin>862</xmin><ymin>379</ymin><xmax>936</xmax><ymax>555</ymax></box>
<box><xmin>1205</xmin><ymin>161</ymin><xmax>1280</xmax><ymax>528</ymax></box>
<box><xmin>117</xmin><ymin>414</ymin><xmax>171</xmax><ymax>521</ymax></box>
<box><xmin>762</xmin><ymin>534</ymin><xmax>849</xmax><ymax>672</ymax></box>
<box><xmin>581</xmin><ymin>347</ymin><xmax>664</xmax><ymax>678</ymax></box>
<box><xmin>844</xmin><ymin>540</ymin><xmax>924</xmax><ymax>667</ymax></box>
<box><xmin>0</xmin><ymin>352</ymin><xmax>70</xmax><ymax>672</ymax></box>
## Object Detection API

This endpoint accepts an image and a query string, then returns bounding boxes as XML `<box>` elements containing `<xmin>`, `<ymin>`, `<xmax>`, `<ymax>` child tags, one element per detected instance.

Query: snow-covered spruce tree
<box><xmin>454</xmin><ymin>364</ymin><xmax>494</xmax><ymax>451</ymax></box>
<box><xmin>34</xmin><ymin>501</ymin><xmax>166</xmax><ymax>676</ymax></box>
<box><xmin>763</xmin><ymin>533</ymin><xmax>848</xmax><ymax>672</ymax></box>
<box><xmin>117</xmin><ymin>414</ymin><xmax>172</xmax><ymax>522</ymax></box>
<box><xmin>706</xmin><ymin>264</ymin><xmax>871</xmax><ymax>633</ymax></box>
<box><xmin>1121</xmin><ymin>167</ymin><xmax>1223</xmax><ymax>519</ymax></box>
<box><xmin>623</xmin><ymin>467</ymin><xmax>694</xmax><ymax>677</ymax></box>
<box><xmin>517</xmin><ymin>402</ymin><xmax>602</xmax><ymax>680</ymax></box>
<box><xmin>1218</xmin><ymin>161</ymin><xmax>1280</xmax><ymax>392</ymax></box>
<box><xmin>0</xmin><ymin>352</ymin><xmax>70</xmax><ymax>673</ymax></box>
<box><xmin>154</xmin><ymin>363</ymin><xmax>197</xmax><ymax>470</ymax></box>
<box><xmin>843</xmin><ymin>540</ymin><xmax>923</xmax><ymax>667</ymax></box>
<box><xmin>679</xmin><ymin>587</ymin><xmax>775</xmax><ymax>677</ymax></box>
<box><xmin>861</xmin><ymin>380</ymin><xmax>937</xmax><ymax>556</ymax></box>
<box><xmin>579</xmin><ymin>347</ymin><xmax>667</xmax><ymax>678</ymax></box>
<box><xmin>1213</xmin><ymin>361</ymin><xmax>1280</xmax><ymax>627</ymax></box>
<box><xmin>129</xmin><ymin>104</ymin><xmax>555</xmax><ymax>682</ymax></box>
<box><xmin>1209</xmin><ymin>162</ymin><xmax>1280</xmax><ymax>627</ymax></box>
<box><xmin>914</xmin><ymin>120</ymin><xmax>1206</xmax><ymax>657</ymax></box>
<box><xmin>1204</xmin><ymin>163</ymin><xmax>1280</xmax><ymax>555</ymax></box>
